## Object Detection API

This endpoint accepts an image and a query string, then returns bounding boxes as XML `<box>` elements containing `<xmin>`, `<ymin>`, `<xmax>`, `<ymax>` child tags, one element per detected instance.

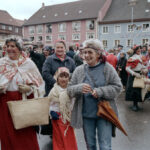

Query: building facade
<box><xmin>0</xmin><ymin>10</ymin><xmax>23</xmax><ymax>47</ymax></box>
<box><xmin>23</xmin><ymin>0</ymin><xmax>112</xmax><ymax>48</ymax></box>
<box><xmin>99</xmin><ymin>0</ymin><xmax>150</xmax><ymax>51</ymax></box>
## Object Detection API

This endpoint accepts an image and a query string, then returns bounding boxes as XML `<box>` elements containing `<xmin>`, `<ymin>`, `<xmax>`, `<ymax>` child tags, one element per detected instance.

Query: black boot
<box><xmin>131</xmin><ymin>101</ymin><xmax>139</xmax><ymax>111</ymax></box>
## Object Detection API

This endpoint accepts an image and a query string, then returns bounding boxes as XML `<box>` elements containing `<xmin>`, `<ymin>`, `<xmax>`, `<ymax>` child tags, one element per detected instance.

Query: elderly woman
<box><xmin>0</xmin><ymin>38</ymin><xmax>45</xmax><ymax>150</ymax></box>
<box><xmin>126</xmin><ymin>46</ymin><xmax>147</xmax><ymax>111</ymax></box>
<box><xmin>67</xmin><ymin>39</ymin><xmax>122</xmax><ymax>150</ymax></box>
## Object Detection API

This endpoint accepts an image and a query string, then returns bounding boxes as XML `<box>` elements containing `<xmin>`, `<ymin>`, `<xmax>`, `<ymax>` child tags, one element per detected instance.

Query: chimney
<box><xmin>42</xmin><ymin>3</ymin><xmax>45</xmax><ymax>7</ymax></box>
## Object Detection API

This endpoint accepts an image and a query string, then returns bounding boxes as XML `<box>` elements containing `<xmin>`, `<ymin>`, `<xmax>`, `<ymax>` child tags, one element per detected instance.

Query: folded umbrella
<box><xmin>97</xmin><ymin>100</ymin><xmax>128</xmax><ymax>136</ymax></box>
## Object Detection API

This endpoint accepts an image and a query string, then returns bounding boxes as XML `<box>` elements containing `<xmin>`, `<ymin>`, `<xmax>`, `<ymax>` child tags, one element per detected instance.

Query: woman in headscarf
<box><xmin>126</xmin><ymin>45</ymin><xmax>147</xmax><ymax>111</ymax></box>
<box><xmin>67</xmin><ymin>39</ymin><xmax>122</xmax><ymax>150</ymax></box>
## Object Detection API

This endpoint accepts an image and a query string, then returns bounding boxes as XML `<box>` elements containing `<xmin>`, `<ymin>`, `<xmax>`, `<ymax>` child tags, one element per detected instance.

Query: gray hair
<box><xmin>82</xmin><ymin>39</ymin><xmax>104</xmax><ymax>54</ymax></box>
<box><xmin>5</xmin><ymin>38</ymin><xmax>23</xmax><ymax>51</ymax></box>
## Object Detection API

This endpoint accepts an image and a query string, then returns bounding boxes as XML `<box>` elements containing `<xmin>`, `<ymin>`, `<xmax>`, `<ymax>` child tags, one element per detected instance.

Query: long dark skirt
<box><xmin>125</xmin><ymin>74</ymin><xmax>142</xmax><ymax>102</ymax></box>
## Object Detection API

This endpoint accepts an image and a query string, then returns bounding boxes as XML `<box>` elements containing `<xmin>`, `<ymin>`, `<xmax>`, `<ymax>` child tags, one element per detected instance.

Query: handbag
<box><xmin>7</xmin><ymin>92</ymin><xmax>50</xmax><ymax>130</ymax></box>
<box><xmin>133</xmin><ymin>77</ymin><xmax>145</xmax><ymax>88</ymax></box>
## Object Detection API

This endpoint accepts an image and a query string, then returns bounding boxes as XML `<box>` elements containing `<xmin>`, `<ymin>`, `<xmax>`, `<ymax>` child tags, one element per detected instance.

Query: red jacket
<box><xmin>106</xmin><ymin>53</ymin><xmax>117</xmax><ymax>69</ymax></box>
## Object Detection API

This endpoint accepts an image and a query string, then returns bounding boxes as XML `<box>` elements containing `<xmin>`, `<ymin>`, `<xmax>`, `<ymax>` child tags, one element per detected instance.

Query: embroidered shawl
<box><xmin>0</xmin><ymin>55</ymin><xmax>45</xmax><ymax>96</ymax></box>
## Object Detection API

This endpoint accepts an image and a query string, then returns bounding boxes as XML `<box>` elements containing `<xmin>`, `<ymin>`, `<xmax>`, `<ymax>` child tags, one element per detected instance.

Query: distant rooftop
<box><xmin>100</xmin><ymin>0</ymin><xmax>150</xmax><ymax>24</ymax></box>
<box><xmin>23</xmin><ymin>0</ymin><xmax>106</xmax><ymax>26</ymax></box>
<box><xmin>0</xmin><ymin>10</ymin><xmax>23</xmax><ymax>26</ymax></box>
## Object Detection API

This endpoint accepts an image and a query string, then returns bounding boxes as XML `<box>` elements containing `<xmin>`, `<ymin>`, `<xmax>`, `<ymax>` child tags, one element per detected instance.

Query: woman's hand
<box><xmin>82</xmin><ymin>84</ymin><xmax>92</xmax><ymax>94</ymax></box>
<box><xmin>18</xmin><ymin>84</ymin><xmax>31</xmax><ymax>93</ymax></box>
<box><xmin>133</xmin><ymin>72</ymin><xmax>141</xmax><ymax>78</ymax></box>
<box><xmin>0</xmin><ymin>86</ymin><xmax>5</xmax><ymax>94</ymax></box>
<box><xmin>91</xmin><ymin>89</ymin><xmax>98</xmax><ymax>99</ymax></box>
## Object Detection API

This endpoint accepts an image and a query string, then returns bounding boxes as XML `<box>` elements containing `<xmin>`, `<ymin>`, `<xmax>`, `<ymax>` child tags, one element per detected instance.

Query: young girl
<box><xmin>48</xmin><ymin>67</ymin><xmax>78</xmax><ymax>150</ymax></box>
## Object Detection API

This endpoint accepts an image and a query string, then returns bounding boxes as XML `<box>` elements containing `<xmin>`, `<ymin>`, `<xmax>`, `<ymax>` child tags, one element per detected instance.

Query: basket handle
<box><xmin>22</xmin><ymin>86</ymin><xmax>38</xmax><ymax>101</ymax></box>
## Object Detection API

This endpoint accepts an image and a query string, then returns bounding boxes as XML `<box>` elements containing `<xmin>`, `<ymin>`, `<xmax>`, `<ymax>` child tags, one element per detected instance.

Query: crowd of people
<box><xmin>0</xmin><ymin>37</ymin><xmax>150</xmax><ymax>150</ymax></box>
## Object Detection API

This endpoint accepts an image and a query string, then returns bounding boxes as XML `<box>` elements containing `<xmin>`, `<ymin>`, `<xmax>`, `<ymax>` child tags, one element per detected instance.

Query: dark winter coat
<box><xmin>42</xmin><ymin>53</ymin><xmax>76</xmax><ymax>96</ymax></box>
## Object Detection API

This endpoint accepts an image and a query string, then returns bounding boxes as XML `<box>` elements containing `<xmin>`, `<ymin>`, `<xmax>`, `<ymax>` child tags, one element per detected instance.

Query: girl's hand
<box><xmin>82</xmin><ymin>84</ymin><xmax>92</xmax><ymax>94</ymax></box>
<box><xmin>91</xmin><ymin>89</ymin><xmax>98</xmax><ymax>98</ymax></box>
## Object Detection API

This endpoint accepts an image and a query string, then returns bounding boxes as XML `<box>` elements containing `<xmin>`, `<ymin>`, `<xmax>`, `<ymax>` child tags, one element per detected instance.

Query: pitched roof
<box><xmin>0</xmin><ymin>10</ymin><xmax>22</xmax><ymax>26</ymax></box>
<box><xmin>14</xmin><ymin>18</ymin><xmax>24</xmax><ymax>26</ymax></box>
<box><xmin>100</xmin><ymin>0</ymin><xmax>150</xmax><ymax>24</ymax></box>
<box><xmin>23</xmin><ymin>0</ymin><xmax>106</xmax><ymax>26</ymax></box>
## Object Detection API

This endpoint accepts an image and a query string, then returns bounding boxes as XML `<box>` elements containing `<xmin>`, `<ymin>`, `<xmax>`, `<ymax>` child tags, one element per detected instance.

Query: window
<box><xmin>128</xmin><ymin>25</ymin><xmax>134</xmax><ymax>32</ymax></box>
<box><xmin>142</xmin><ymin>39</ymin><xmax>149</xmax><ymax>45</ymax></box>
<box><xmin>15</xmin><ymin>28</ymin><xmax>19</xmax><ymax>33</ymax></box>
<box><xmin>86</xmin><ymin>20</ymin><xmax>95</xmax><ymax>30</ymax></box>
<box><xmin>114</xmin><ymin>25</ymin><xmax>121</xmax><ymax>33</ymax></box>
<box><xmin>59</xmin><ymin>23</ymin><xmax>66</xmax><ymax>32</ymax></box>
<box><xmin>102</xmin><ymin>40</ymin><xmax>108</xmax><ymax>48</ymax></box>
<box><xmin>114</xmin><ymin>40</ymin><xmax>120</xmax><ymax>47</ymax></box>
<box><xmin>72</xmin><ymin>34</ymin><xmax>80</xmax><ymax>41</ymax></box>
<box><xmin>143</xmin><ymin>24</ymin><xmax>149</xmax><ymax>32</ymax></box>
<box><xmin>102</xmin><ymin>26</ymin><xmax>109</xmax><ymax>34</ymax></box>
<box><xmin>2</xmin><ymin>25</ymin><xmax>6</xmax><ymax>30</ymax></box>
<box><xmin>8</xmin><ymin>26</ymin><xmax>12</xmax><ymax>31</ymax></box>
<box><xmin>37</xmin><ymin>25</ymin><xmax>43</xmax><ymax>34</ymax></box>
<box><xmin>58</xmin><ymin>35</ymin><xmax>66</xmax><ymax>41</ymax></box>
<box><xmin>29</xmin><ymin>37</ymin><xmax>34</xmax><ymax>41</ymax></box>
<box><xmin>86</xmin><ymin>33</ymin><xmax>95</xmax><ymax>40</ymax></box>
<box><xmin>29</xmin><ymin>26</ymin><xmax>35</xmax><ymax>35</ymax></box>
<box><xmin>72</xmin><ymin>21</ymin><xmax>80</xmax><ymax>31</ymax></box>
<box><xmin>37</xmin><ymin>36</ymin><xmax>42</xmax><ymax>41</ymax></box>
<box><xmin>127</xmin><ymin>39</ymin><xmax>133</xmax><ymax>47</ymax></box>
<box><xmin>46</xmin><ymin>35</ymin><xmax>52</xmax><ymax>41</ymax></box>
<box><xmin>46</xmin><ymin>24</ymin><xmax>52</xmax><ymax>33</ymax></box>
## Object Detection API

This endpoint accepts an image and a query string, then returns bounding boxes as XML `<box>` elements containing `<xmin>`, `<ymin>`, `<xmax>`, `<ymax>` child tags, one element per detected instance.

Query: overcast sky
<box><xmin>0</xmin><ymin>0</ymin><xmax>78</xmax><ymax>20</ymax></box>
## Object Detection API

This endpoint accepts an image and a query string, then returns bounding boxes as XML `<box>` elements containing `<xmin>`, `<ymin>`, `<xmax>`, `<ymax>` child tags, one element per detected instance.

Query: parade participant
<box><xmin>126</xmin><ymin>45</ymin><xmax>146</xmax><ymax>111</ymax></box>
<box><xmin>42</xmin><ymin>40</ymin><xmax>76</xmax><ymax>96</ymax></box>
<box><xmin>67</xmin><ymin>39</ymin><xmax>122</xmax><ymax>150</ymax></box>
<box><xmin>48</xmin><ymin>67</ymin><xmax>78</xmax><ymax>150</ymax></box>
<box><xmin>0</xmin><ymin>38</ymin><xmax>45</xmax><ymax>150</ymax></box>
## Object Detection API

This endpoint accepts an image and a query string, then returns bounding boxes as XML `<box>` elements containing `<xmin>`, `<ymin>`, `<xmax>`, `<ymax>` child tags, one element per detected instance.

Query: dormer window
<box><xmin>78</xmin><ymin>10</ymin><xmax>82</xmax><ymax>14</ymax></box>
<box><xmin>65</xmin><ymin>12</ymin><xmax>68</xmax><ymax>15</ymax></box>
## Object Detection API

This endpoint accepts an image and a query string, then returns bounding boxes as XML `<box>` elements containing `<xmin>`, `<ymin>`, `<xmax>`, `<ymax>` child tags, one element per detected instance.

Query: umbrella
<box><xmin>97</xmin><ymin>100</ymin><xmax>128</xmax><ymax>136</ymax></box>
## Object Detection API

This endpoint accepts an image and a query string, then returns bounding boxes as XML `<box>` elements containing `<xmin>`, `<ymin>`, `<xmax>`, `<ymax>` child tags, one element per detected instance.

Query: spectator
<box><xmin>106</xmin><ymin>49</ymin><xmax>118</xmax><ymax>69</ymax></box>
<box><xmin>67</xmin><ymin>39</ymin><xmax>122</xmax><ymax>150</ymax></box>
<box><xmin>42</xmin><ymin>40</ymin><xmax>76</xmax><ymax>96</ymax></box>
<box><xmin>66</xmin><ymin>45</ymin><xmax>75</xmax><ymax>59</ymax></box>
<box><xmin>73</xmin><ymin>44</ymin><xmax>84</xmax><ymax>66</ymax></box>
<box><xmin>30</xmin><ymin>45</ymin><xmax>52</xmax><ymax>74</ymax></box>
<box><xmin>116</xmin><ymin>52</ymin><xmax>128</xmax><ymax>89</ymax></box>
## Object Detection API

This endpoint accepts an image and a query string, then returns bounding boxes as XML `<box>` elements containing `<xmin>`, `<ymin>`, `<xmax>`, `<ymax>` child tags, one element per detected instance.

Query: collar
<box><xmin>53</xmin><ymin>53</ymin><xmax>69</xmax><ymax>61</ymax></box>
